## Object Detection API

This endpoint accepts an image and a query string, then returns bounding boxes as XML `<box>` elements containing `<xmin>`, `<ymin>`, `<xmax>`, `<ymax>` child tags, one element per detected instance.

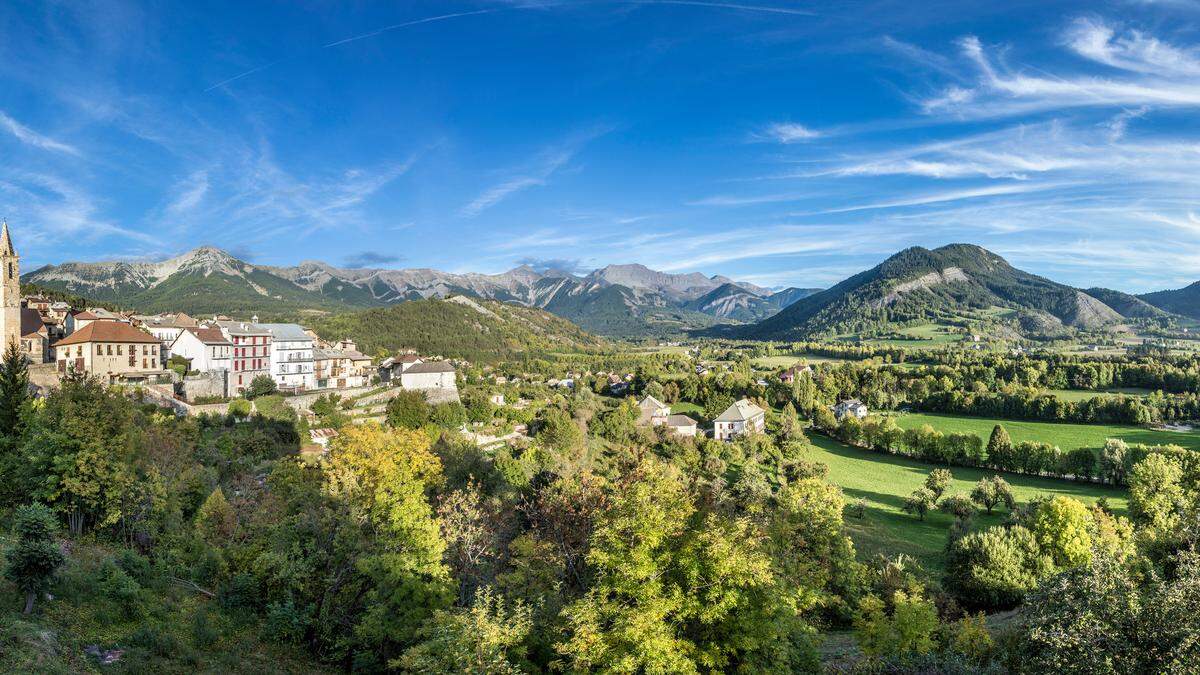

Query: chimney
<box><xmin>251</xmin><ymin>315</ymin><xmax>259</xmax><ymax>323</ymax></box>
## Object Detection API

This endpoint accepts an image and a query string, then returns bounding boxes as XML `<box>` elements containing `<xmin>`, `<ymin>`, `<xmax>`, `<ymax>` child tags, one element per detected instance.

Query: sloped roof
<box><xmin>639</xmin><ymin>395</ymin><xmax>668</xmax><ymax>411</ymax></box>
<box><xmin>20</xmin><ymin>308</ymin><xmax>46</xmax><ymax>339</ymax></box>
<box><xmin>664</xmin><ymin>414</ymin><xmax>697</xmax><ymax>428</ymax></box>
<box><xmin>403</xmin><ymin>361</ymin><xmax>455</xmax><ymax>374</ymax></box>
<box><xmin>57</xmin><ymin>321</ymin><xmax>159</xmax><ymax>346</ymax></box>
<box><xmin>182</xmin><ymin>326</ymin><xmax>231</xmax><ymax>346</ymax></box>
<box><xmin>714</xmin><ymin>398</ymin><xmax>765</xmax><ymax>422</ymax></box>
<box><xmin>259</xmin><ymin>323</ymin><xmax>313</xmax><ymax>341</ymax></box>
<box><xmin>0</xmin><ymin>221</ymin><xmax>14</xmax><ymax>256</ymax></box>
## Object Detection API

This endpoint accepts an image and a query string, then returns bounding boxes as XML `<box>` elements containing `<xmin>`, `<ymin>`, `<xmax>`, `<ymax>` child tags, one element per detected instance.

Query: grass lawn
<box><xmin>1044</xmin><ymin>387</ymin><xmax>1152</xmax><ymax>402</ymax></box>
<box><xmin>671</xmin><ymin>401</ymin><xmax>704</xmax><ymax>416</ymax></box>
<box><xmin>893</xmin><ymin>412</ymin><xmax>1200</xmax><ymax>453</ymax></box>
<box><xmin>806</xmin><ymin>435</ymin><xmax>1129</xmax><ymax>575</ymax></box>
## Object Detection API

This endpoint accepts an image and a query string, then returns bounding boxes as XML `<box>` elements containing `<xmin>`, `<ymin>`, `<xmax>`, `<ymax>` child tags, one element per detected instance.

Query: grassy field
<box><xmin>671</xmin><ymin>401</ymin><xmax>704</xmax><ymax>416</ymax></box>
<box><xmin>1044</xmin><ymin>387</ymin><xmax>1152</xmax><ymax>402</ymax></box>
<box><xmin>893</xmin><ymin>412</ymin><xmax>1200</xmax><ymax>453</ymax></box>
<box><xmin>806</xmin><ymin>435</ymin><xmax>1129</xmax><ymax>574</ymax></box>
<box><xmin>751</xmin><ymin>353</ymin><xmax>855</xmax><ymax>369</ymax></box>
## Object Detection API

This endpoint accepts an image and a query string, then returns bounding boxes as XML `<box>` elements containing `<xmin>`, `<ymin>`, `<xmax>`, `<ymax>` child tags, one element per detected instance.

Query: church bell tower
<box><xmin>0</xmin><ymin>221</ymin><xmax>20</xmax><ymax>351</ymax></box>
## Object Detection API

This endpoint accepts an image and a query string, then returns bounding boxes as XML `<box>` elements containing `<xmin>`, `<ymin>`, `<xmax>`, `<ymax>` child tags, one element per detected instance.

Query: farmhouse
<box><xmin>713</xmin><ymin>399</ymin><xmax>766</xmax><ymax>441</ymax></box>
<box><xmin>779</xmin><ymin>364</ymin><xmax>812</xmax><ymax>384</ymax></box>
<box><xmin>832</xmin><ymin>399</ymin><xmax>869</xmax><ymax>420</ymax></box>
<box><xmin>663</xmin><ymin>414</ymin><xmax>698</xmax><ymax>437</ymax></box>
<box><xmin>637</xmin><ymin>395</ymin><xmax>671</xmax><ymax>426</ymax></box>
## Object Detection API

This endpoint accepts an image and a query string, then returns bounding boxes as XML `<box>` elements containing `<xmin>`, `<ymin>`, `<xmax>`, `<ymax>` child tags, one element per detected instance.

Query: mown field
<box><xmin>805</xmin><ymin>435</ymin><xmax>1129</xmax><ymax>575</ymax></box>
<box><xmin>1044</xmin><ymin>387</ymin><xmax>1152</xmax><ymax>402</ymax></box>
<box><xmin>893</xmin><ymin>412</ymin><xmax>1200</xmax><ymax>453</ymax></box>
<box><xmin>751</xmin><ymin>353</ymin><xmax>855</xmax><ymax>369</ymax></box>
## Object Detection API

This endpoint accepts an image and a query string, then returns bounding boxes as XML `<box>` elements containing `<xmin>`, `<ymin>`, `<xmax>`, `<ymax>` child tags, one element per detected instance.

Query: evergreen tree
<box><xmin>4</xmin><ymin>503</ymin><xmax>65</xmax><ymax>614</ymax></box>
<box><xmin>986</xmin><ymin>424</ymin><xmax>1012</xmax><ymax>467</ymax></box>
<box><xmin>0</xmin><ymin>340</ymin><xmax>30</xmax><ymax>440</ymax></box>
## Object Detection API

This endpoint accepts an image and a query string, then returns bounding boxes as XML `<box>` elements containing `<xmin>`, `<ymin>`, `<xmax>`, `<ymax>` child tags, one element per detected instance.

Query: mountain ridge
<box><xmin>24</xmin><ymin>246</ymin><xmax>814</xmax><ymax>335</ymax></box>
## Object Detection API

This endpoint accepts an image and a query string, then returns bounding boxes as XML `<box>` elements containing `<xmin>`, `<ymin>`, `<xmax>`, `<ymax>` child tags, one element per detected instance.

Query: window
<box><xmin>106</xmin><ymin>345</ymin><xmax>112</xmax><ymax>355</ymax></box>
<box><xmin>97</xmin><ymin>345</ymin><xmax>103</xmax><ymax>355</ymax></box>
<box><xmin>128</xmin><ymin>355</ymin><xmax>135</xmax><ymax>367</ymax></box>
<box><xmin>117</xmin><ymin>345</ymin><xmax>123</xmax><ymax>356</ymax></box>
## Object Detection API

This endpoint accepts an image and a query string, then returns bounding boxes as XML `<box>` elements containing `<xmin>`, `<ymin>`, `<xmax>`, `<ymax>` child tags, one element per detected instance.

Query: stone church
<box><xmin>0</xmin><ymin>222</ymin><xmax>21</xmax><ymax>352</ymax></box>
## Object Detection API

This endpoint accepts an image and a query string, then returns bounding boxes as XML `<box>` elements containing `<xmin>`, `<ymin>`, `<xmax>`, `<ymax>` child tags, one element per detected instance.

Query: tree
<box><xmin>777</xmin><ymin>402</ymin><xmax>807</xmax><ymax>443</ymax></box>
<box><xmin>227</xmin><ymin>398</ymin><xmax>252</xmax><ymax>418</ymax></box>
<box><xmin>903</xmin><ymin>488</ymin><xmax>937</xmax><ymax>521</ymax></box>
<box><xmin>4</xmin><ymin>503</ymin><xmax>65</xmax><ymax>614</ymax></box>
<box><xmin>245</xmin><ymin>374</ymin><xmax>277</xmax><ymax>399</ymax></box>
<box><xmin>556</xmin><ymin>459</ymin><xmax>817</xmax><ymax>673</ymax></box>
<box><xmin>853</xmin><ymin>590</ymin><xmax>940</xmax><ymax>659</ymax></box>
<box><xmin>1128</xmin><ymin>453</ymin><xmax>1186</xmax><ymax>531</ymax></box>
<box><xmin>1099</xmin><ymin>438</ymin><xmax>1129</xmax><ymax>485</ymax></box>
<box><xmin>324</xmin><ymin>424</ymin><xmax>452</xmax><ymax>662</ymax></box>
<box><xmin>1031</xmin><ymin>496</ymin><xmax>1094</xmax><ymax>568</ymax></box>
<box><xmin>386</xmin><ymin>390</ymin><xmax>431</xmax><ymax>429</ymax></box>
<box><xmin>395</xmin><ymin>587</ymin><xmax>532</xmax><ymax>674</ymax></box>
<box><xmin>195</xmin><ymin>487</ymin><xmax>236</xmax><ymax>544</ymax></box>
<box><xmin>986</xmin><ymin>424</ymin><xmax>1012</xmax><ymax>468</ymax></box>
<box><xmin>938</xmin><ymin>493</ymin><xmax>977</xmax><ymax>521</ymax></box>
<box><xmin>970</xmin><ymin>476</ymin><xmax>1015</xmax><ymax>514</ymax></box>
<box><xmin>924</xmin><ymin>469</ymin><xmax>953</xmax><ymax>501</ymax></box>
<box><xmin>0</xmin><ymin>340</ymin><xmax>30</xmax><ymax>442</ymax></box>
<box><xmin>1021</xmin><ymin>552</ymin><xmax>1200</xmax><ymax>673</ymax></box>
<box><xmin>535</xmin><ymin>407</ymin><xmax>584</xmax><ymax>457</ymax></box>
<box><xmin>944</xmin><ymin>525</ymin><xmax>1051</xmax><ymax>610</ymax></box>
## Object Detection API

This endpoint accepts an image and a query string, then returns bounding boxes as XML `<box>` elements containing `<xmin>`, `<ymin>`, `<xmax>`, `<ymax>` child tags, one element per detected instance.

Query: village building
<box><xmin>136</xmin><ymin>313</ymin><xmax>199</xmax><ymax>359</ymax></box>
<box><xmin>379</xmin><ymin>353</ymin><xmax>423</xmax><ymax>384</ymax></box>
<box><xmin>832</xmin><ymin>399</ymin><xmax>869</xmax><ymax>420</ymax></box>
<box><xmin>637</xmin><ymin>395</ymin><xmax>671</xmax><ymax>426</ymax></box>
<box><xmin>779</xmin><ymin>364</ymin><xmax>812</xmax><ymax>384</ymax></box>
<box><xmin>217</xmin><ymin>320</ymin><xmax>273</xmax><ymax>395</ymax></box>
<box><xmin>169</xmin><ymin>326</ymin><xmax>233</xmax><ymax>373</ymax></box>
<box><xmin>19</xmin><ymin>307</ymin><xmax>50</xmax><ymax>363</ymax></box>
<box><xmin>713</xmin><ymin>398</ymin><xmax>766</xmax><ymax>441</ymax></box>
<box><xmin>52</xmin><ymin>321</ymin><xmax>164</xmax><ymax>382</ymax></box>
<box><xmin>260</xmin><ymin>323</ymin><xmax>316</xmax><ymax>392</ymax></box>
<box><xmin>399</xmin><ymin>361</ymin><xmax>457</xmax><ymax>391</ymax></box>
<box><xmin>662</xmin><ymin>414</ymin><xmax>698</xmax><ymax>437</ymax></box>
<box><xmin>313</xmin><ymin>345</ymin><xmax>373</xmax><ymax>389</ymax></box>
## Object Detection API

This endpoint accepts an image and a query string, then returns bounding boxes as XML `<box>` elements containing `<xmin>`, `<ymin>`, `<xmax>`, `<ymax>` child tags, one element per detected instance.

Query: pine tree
<box><xmin>986</xmin><ymin>424</ymin><xmax>1011</xmax><ymax>467</ymax></box>
<box><xmin>5</xmin><ymin>503</ymin><xmax>65</xmax><ymax>614</ymax></box>
<box><xmin>0</xmin><ymin>340</ymin><xmax>30</xmax><ymax>440</ymax></box>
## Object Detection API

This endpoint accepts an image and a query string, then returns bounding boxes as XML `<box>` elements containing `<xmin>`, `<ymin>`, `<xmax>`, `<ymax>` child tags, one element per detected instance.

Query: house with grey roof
<box><xmin>713</xmin><ymin>398</ymin><xmax>766</xmax><ymax>441</ymax></box>
<box><xmin>259</xmin><ymin>323</ymin><xmax>316</xmax><ymax>392</ymax></box>
<box><xmin>400</xmin><ymin>360</ymin><xmax>457</xmax><ymax>393</ymax></box>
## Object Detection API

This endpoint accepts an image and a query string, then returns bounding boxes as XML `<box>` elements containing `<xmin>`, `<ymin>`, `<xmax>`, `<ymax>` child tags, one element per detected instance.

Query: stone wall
<box><xmin>180</xmin><ymin>370</ymin><xmax>230</xmax><ymax>401</ymax></box>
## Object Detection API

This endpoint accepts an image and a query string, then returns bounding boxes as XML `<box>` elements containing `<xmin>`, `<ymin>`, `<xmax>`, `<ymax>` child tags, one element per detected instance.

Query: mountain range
<box><xmin>22</xmin><ymin>247</ymin><xmax>817</xmax><ymax>335</ymax></box>
<box><xmin>742</xmin><ymin>243</ymin><xmax>1193</xmax><ymax>340</ymax></box>
<box><xmin>23</xmin><ymin>243</ymin><xmax>1200</xmax><ymax>339</ymax></box>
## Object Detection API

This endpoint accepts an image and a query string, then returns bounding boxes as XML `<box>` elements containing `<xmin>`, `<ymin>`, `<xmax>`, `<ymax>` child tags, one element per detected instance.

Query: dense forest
<box><xmin>308</xmin><ymin>298</ymin><xmax>609</xmax><ymax>363</ymax></box>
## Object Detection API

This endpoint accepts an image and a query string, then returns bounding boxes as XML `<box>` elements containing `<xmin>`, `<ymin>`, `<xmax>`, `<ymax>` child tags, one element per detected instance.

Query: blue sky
<box><xmin>3</xmin><ymin>1</ymin><xmax>1200</xmax><ymax>292</ymax></box>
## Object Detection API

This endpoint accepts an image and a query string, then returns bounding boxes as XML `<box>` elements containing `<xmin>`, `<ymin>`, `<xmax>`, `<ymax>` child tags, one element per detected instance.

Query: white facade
<box><xmin>713</xmin><ymin>399</ymin><xmax>766</xmax><ymax>442</ymax></box>
<box><xmin>261</xmin><ymin>323</ymin><xmax>316</xmax><ymax>391</ymax></box>
<box><xmin>169</xmin><ymin>328</ymin><xmax>232</xmax><ymax>373</ymax></box>
<box><xmin>400</xmin><ymin>361</ymin><xmax>457</xmax><ymax>391</ymax></box>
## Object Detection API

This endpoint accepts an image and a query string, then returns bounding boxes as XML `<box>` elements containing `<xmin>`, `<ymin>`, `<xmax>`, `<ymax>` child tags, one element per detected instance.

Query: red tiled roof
<box><xmin>56</xmin><ymin>321</ymin><xmax>160</xmax><ymax>346</ymax></box>
<box><xmin>20</xmin><ymin>308</ymin><xmax>46</xmax><ymax>339</ymax></box>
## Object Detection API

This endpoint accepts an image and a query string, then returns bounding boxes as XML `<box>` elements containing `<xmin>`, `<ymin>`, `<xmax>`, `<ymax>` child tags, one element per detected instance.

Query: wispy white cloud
<box><xmin>0</xmin><ymin>110</ymin><xmax>80</xmax><ymax>155</ymax></box>
<box><xmin>461</xmin><ymin>129</ymin><xmax>608</xmax><ymax>217</ymax></box>
<box><xmin>803</xmin><ymin>182</ymin><xmax>1071</xmax><ymax>215</ymax></box>
<box><xmin>760</xmin><ymin>122</ymin><xmax>821</xmax><ymax>143</ymax></box>
<box><xmin>165</xmin><ymin>170</ymin><xmax>209</xmax><ymax>216</ymax></box>
<box><xmin>1064</xmin><ymin>17</ymin><xmax>1200</xmax><ymax>76</ymax></box>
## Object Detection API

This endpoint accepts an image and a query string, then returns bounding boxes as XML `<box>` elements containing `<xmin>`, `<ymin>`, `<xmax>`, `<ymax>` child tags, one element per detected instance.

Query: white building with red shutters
<box><xmin>216</xmin><ymin>320</ymin><xmax>272</xmax><ymax>395</ymax></box>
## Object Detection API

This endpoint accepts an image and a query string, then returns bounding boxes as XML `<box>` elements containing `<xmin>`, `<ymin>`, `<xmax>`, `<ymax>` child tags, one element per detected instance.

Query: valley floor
<box><xmin>805</xmin><ymin>435</ymin><xmax>1128</xmax><ymax>575</ymax></box>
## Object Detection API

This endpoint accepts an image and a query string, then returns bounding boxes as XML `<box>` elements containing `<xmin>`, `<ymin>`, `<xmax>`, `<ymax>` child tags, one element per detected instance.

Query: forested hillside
<box><xmin>744</xmin><ymin>244</ymin><xmax>1140</xmax><ymax>340</ymax></box>
<box><xmin>308</xmin><ymin>296</ymin><xmax>607</xmax><ymax>361</ymax></box>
